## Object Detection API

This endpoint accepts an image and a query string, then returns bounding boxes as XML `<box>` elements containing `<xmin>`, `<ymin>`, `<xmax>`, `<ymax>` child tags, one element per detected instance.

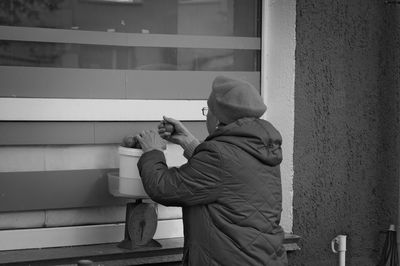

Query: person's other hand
<box><xmin>158</xmin><ymin>116</ymin><xmax>196</xmax><ymax>147</ymax></box>
<box><xmin>135</xmin><ymin>130</ymin><xmax>166</xmax><ymax>153</ymax></box>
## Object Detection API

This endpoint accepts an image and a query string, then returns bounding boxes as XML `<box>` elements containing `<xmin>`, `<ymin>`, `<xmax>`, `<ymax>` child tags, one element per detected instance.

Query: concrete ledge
<box><xmin>0</xmin><ymin>238</ymin><xmax>183</xmax><ymax>266</ymax></box>
<box><xmin>0</xmin><ymin>234</ymin><xmax>301</xmax><ymax>265</ymax></box>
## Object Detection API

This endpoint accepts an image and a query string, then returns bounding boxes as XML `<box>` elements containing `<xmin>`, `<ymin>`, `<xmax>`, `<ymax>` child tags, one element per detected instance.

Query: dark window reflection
<box><xmin>0</xmin><ymin>0</ymin><xmax>260</xmax><ymax>37</ymax></box>
<box><xmin>0</xmin><ymin>41</ymin><xmax>260</xmax><ymax>71</ymax></box>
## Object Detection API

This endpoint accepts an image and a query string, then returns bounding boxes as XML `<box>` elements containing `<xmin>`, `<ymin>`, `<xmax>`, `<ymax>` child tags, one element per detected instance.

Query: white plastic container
<box><xmin>108</xmin><ymin>172</ymin><xmax>148</xmax><ymax>199</ymax></box>
<box><xmin>108</xmin><ymin>146</ymin><xmax>168</xmax><ymax>199</ymax></box>
<box><xmin>118</xmin><ymin>146</ymin><xmax>143</xmax><ymax>179</ymax></box>
<box><xmin>107</xmin><ymin>146</ymin><xmax>148</xmax><ymax>198</ymax></box>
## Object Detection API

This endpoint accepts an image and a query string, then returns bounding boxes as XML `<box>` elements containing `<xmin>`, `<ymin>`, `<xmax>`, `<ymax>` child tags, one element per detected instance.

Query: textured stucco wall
<box><xmin>292</xmin><ymin>0</ymin><xmax>400</xmax><ymax>265</ymax></box>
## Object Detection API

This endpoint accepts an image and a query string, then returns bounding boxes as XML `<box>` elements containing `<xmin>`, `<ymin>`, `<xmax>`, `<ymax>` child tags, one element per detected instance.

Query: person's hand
<box><xmin>135</xmin><ymin>130</ymin><xmax>166</xmax><ymax>153</ymax></box>
<box><xmin>158</xmin><ymin>116</ymin><xmax>196</xmax><ymax>147</ymax></box>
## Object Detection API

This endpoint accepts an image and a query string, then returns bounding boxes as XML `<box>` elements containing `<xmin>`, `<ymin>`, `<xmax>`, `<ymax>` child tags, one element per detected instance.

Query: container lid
<box><xmin>118</xmin><ymin>146</ymin><xmax>143</xmax><ymax>156</ymax></box>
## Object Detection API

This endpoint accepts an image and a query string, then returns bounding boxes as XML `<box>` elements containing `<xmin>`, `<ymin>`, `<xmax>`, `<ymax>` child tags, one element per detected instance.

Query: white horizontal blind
<box><xmin>0</xmin><ymin>98</ymin><xmax>206</xmax><ymax>121</ymax></box>
<box><xmin>0</xmin><ymin>26</ymin><xmax>260</xmax><ymax>49</ymax></box>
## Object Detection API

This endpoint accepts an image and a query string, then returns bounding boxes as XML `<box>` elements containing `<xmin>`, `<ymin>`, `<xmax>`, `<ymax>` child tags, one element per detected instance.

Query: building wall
<box><xmin>291</xmin><ymin>0</ymin><xmax>400</xmax><ymax>265</ymax></box>
<box><xmin>262</xmin><ymin>0</ymin><xmax>296</xmax><ymax>233</ymax></box>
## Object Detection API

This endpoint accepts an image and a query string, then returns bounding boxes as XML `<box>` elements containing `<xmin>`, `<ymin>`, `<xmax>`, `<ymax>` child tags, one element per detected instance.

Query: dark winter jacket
<box><xmin>138</xmin><ymin>117</ymin><xmax>288</xmax><ymax>266</ymax></box>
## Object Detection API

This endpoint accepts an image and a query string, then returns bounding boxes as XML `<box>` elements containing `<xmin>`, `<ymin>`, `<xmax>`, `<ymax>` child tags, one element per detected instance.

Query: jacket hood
<box><xmin>205</xmin><ymin>117</ymin><xmax>283</xmax><ymax>166</ymax></box>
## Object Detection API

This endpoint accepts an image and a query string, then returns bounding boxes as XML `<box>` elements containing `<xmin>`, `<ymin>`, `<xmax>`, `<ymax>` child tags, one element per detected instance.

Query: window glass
<box><xmin>0</xmin><ymin>0</ymin><xmax>261</xmax><ymax>99</ymax></box>
<box><xmin>0</xmin><ymin>0</ymin><xmax>260</xmax><ymax>37</ymax></box>
<box><xmin>0</xmin><ymin>40</ymin><xmax>260</xmax><ymax>71</ymax></box>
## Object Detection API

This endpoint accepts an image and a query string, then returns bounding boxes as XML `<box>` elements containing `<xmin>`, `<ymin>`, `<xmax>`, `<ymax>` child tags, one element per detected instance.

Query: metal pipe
<box><xmin>398</xmin><ymin>178</ymin><xmax>400</xmax><ymax>262</ymax></box>
<box><xmin>331</xmin><ymin>235</ymin><xmax>347</xmax><ymax>266</ymax></box>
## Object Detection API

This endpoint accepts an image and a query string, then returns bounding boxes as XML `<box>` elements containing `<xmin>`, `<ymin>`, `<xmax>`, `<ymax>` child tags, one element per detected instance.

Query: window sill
<box><xmin>0</xmin><ymin>234</ymin><xmax>300</xmax><ymax>265</ymax></box>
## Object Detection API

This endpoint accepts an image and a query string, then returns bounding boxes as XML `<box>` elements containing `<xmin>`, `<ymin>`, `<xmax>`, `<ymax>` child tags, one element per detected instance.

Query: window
<box><xmin>0</xmin><ymin>0</ymin><xmax>264</xmax><ymax>250</ymax></box>
<box><xmin>0</xmin><ymin>0</ymin><xmax>261</xmax><ymax>103</ymax></box>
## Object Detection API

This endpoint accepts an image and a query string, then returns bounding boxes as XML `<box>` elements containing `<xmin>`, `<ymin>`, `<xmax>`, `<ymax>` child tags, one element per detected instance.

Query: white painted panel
<box><xmin>262</xmin><ymin>0</ymin><xmax>296</xmax><ymax>233</ymax></box>
<box><xmin>45</xmin><ymin>206</ymin><xmax>125</xmax><ymax>227</ymax></box>
<box><xmin>0</xmin><ymin>211</ymin><xmax>45</xmax><ymax>230</ymax></box>
<box><xmin>0</xmin><ymin>26</ymin><xmax>260</xmax><ymax>50</ymax></box>
<box><xmin>44</xmin><ymin>145</ymin><xmax>119</xmax><ymax>171</ymax></box>
<box><xmin>0</xmin><ymin>98</ymin><xmax>207</xmax><ymax>121</ymax></box>
<box><xmin>0</xmin><ymin>145</ymin><xmax>117</xmax><ymax>172</ymax></box>
<box><xmin>0</xmin><ymin>206</ymin><xmax>181</xmax><ymax>230</ymax></box>
<box><xmin>165</xmin><ymin>144</ymin><xmax>187</xmax><ymax>167</ymax></box>
<box><xmin>0</xmin><ymin>147</ymin><xmax>45</xmax><ymax>172</ymax></box>
<box><xmin>0</xmin><ymin>219</ymin><xmax>183</xmax><ymax>251</ymax></box>
<box><xmin>157</xmin><ymin>205</ymin><xmax>182</xmax><ymax>220</ymax></box>
<box><xmin>0</xmin><ymin>143</ymin><xmax>186</xmax><ymax>172</ymax></box>
<box><xmin>154</xmin><ymin>219</ymin><xmax>183</xmax><ymax>239</ymax></box>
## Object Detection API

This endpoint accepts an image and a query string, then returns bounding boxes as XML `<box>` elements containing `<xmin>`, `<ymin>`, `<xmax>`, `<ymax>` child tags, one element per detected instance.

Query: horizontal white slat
<box><xmin>0</xmin><ymin>26</ymin><xmax>260</xmax><ymax>50</ymax></box>
<box><xmin>0</xmin><ymin>143</ymin><xmax>185</xmax><ymax>172</ymax></box>
<box><xmin>0</xmin><ymin>211</ymin><xmax>45</xmax><ymax>230</ymax></box>
<box><xmin>0</xmin><ymin>205</ymin><xmax>182</xmax><ymax>230</ymax></box>
<box><xmin>0</xmin><ymin>98</ymin><xmax>207</xmax><ymax>121</ymax></box>
<box><xmin>0</xmin><ymin>66</ymin><xmax>260</xmax><ymax>100</ymax></box>
<box><xmin>157</xmin><ymin>206</ymin><xmax>183</xmax><ymax>220</ymax></box>
<box><xmin>0</xmin><ymin>219</ymin><xmax>183</xmax><ymax>251</ymax></box>
<box><xmin>0</xmin><ymin>145</ymin><xmax>118</xmax><ymax>172</ymax></box>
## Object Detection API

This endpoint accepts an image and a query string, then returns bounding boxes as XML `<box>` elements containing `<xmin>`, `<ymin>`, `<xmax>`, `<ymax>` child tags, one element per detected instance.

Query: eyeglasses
<box><xmin>202</xmin><ymin>107</ymin><xmax>208</xmax><ymax>116</ymax></box>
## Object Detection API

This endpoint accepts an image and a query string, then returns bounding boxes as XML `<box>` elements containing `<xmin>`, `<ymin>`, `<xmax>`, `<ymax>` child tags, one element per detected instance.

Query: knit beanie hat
<box><xmin>207</xmin><ymin>76</ymin><xmax>267</xmax><ymax>124</ymax></box>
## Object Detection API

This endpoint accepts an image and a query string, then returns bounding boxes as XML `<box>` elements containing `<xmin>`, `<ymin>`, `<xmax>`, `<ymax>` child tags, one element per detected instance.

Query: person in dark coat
<box><xmin>135</xmin><ymin>76</ymin><xmax>288</xmax><ymax>266</ymax></box>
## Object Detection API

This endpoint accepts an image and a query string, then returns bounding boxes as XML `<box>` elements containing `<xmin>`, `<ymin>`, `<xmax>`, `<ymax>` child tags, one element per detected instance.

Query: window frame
<box><xmin>0</xmin><ymin>0</ymin><xmax>299</xmax><ymax>250</ymax></box>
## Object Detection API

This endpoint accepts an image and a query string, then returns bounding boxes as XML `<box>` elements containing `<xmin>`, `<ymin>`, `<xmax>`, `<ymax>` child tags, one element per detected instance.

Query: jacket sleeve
<box><xmin>137</xmin><ymin>142</ymin><xmax>223</xmax><ymax>207</ymax></box>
